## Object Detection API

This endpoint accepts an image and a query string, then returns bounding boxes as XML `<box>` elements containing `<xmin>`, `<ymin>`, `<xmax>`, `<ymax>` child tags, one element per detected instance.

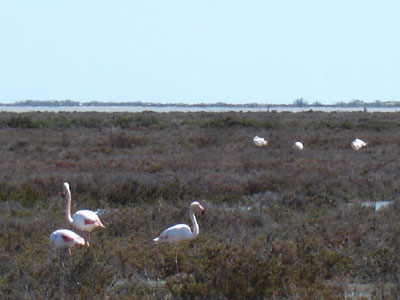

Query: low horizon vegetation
<box><xmin>1</xmin><ymin>111</ymin><xmax>400</xmax><ymax>299</ymax></box>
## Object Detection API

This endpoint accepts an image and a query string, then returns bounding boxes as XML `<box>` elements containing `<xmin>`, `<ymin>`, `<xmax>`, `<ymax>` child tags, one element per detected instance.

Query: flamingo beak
<box><xmin>199</xmin><ymin>205</ymin><xmax>205</xmax><ymax>215</ymax></box>
<box><xmin>61</xmin><ymin>191</ymin><xmax>66</xmax><ymax>197</ymax></box>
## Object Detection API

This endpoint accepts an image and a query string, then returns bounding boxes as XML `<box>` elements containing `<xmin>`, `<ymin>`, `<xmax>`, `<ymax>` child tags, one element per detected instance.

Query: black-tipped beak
<box><xmin>61</xmin><ymin>191</ymin><xmax>66</xmax><ymax>197</ymax></box>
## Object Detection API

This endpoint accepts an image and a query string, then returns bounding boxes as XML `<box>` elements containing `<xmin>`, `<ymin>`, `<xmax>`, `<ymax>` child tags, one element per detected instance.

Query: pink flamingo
<box><xmin>62</xmin><ymin>182</ymin><xmax>105</xmax><ymax>246</ymax></box>
<box><xmin>153</xmin><ymin>201</ymin><xmax>205</xmax><ymax>275</ymax></box>
<box><xmin>49</xmin><ymin>229</ymin><xmax>86</xmax><ymax>255</ymax></box>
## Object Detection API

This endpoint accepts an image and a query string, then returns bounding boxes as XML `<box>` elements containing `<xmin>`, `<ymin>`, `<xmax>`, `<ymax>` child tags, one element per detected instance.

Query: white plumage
<box><xmin>62</xmin><ymin>182</ymin><xmax>105</xmax><ymax>245</ymax></box>
<box><xmin>253</xmin><ymin>136</ymin><xmax>268</xmax><ymax>146</ymax></box>
<box><xmin>154</xmin><ymin>224</ymin><xmax>194</xmax><ymax>244</ymax></box>
<box><xmin>153</xmin><ymin>201</ymin><xmax>205</xmax><ymax>274</ymax></box>
<box><xmin>351</xmin><ymin>138</ymin><xmax>367</xmax><ymax>150</ymax></box>
<box><xmin>49</xmin><ymin>229</ymin><xmax>85</xmax><ymax>254</ymax></box>
<box><xmin>153</xmin><ymin>201</ymin><xmax>204</xmax><ymax>244</ymax></box>
<box><xmin>293</xmin><ymin>141</ymin><xmax>304</xmax><ymax>150</ymax></box>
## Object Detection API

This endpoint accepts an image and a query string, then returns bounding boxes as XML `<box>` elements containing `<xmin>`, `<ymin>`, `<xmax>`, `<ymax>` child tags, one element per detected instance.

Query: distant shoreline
<box><xmin>1</xmin><ymin>99</ymin><xmax>400</xmax><ymax>109</ymax></box>
<box><xmin>1</xmin><ymin>100</ymin><xmax>400</xmax><ymax>113</ymax></box>
<box><xmin>1</xmin><ymin>105</ymin><xmax>400</xmax><ymax>113</ymax></box>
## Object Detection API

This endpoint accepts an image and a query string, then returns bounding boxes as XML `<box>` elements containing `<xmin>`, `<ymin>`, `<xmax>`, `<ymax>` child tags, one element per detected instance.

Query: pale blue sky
<box><xmin>1</xmin><ymin>0</ymin><xmax>399</xmax><ymax>104</ymax></box>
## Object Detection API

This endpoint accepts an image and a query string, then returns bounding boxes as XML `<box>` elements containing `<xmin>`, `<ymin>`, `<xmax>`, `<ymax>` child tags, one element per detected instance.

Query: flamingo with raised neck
<box><xmin>62</xmin><ymin>182</ymin><xmax>105</xmax><ymax>246</ymax></box>
<box><xmin>153</xmin><ymin>201</ymin><xmax>205</xmax><ymax>275</ymax></box>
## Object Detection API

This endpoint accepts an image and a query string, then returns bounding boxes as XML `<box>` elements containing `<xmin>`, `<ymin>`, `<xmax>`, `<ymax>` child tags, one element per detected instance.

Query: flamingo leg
<box><xmin>155</xmin><ymin>246</ymin><xmax>160</xmax><ymax>281</ymax></box>
<box><xmin>68</xmin><ymin>248</ymin><xmax>72</xmax><ymax>255</ymax></box>
<box><xmin>83</xmin><ymin>231</ymin><xmax>90</xmax><ymax>247</ymax></box>
<box><xmin>175</xmin><ymin>247</ymin><xmax>179</xmax><ymax>274</ymax></box>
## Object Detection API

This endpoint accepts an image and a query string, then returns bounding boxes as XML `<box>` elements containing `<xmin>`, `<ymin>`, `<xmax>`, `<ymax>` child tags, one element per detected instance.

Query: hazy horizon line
<box><xmin>1</xmin><ymin>99</ymin><xmax>399</xmax><ymax>107</ymax></box>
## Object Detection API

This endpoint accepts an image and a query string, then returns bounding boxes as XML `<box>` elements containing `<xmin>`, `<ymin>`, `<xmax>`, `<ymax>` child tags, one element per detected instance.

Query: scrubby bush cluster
<box><xmin>1</xmin><ymin>110</ymin><xmax>400</xmax><ymax>299</ymax></box>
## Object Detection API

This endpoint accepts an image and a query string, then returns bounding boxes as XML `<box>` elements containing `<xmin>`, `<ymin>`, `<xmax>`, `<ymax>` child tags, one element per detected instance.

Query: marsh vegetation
<box><xmin>1</xmin><ymin>110</ymin><xmax>400</xmax><ymax>299</ymax></box>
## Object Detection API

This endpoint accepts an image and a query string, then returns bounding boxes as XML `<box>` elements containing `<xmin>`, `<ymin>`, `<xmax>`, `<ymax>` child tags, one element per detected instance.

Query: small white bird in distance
<box><xmin>253</xmin><ymin>136</ymin><xmax>268</xmax><ymax>147</ymax></box>
<box><xmin>351</xmin><ymin>138</ymin><xmax>367</xmax><ymax>150</ymax></box>
<box><xmin>293</xmin><ymin>141</ymin><xmax>304</xmax><ymax>150</ymax></box>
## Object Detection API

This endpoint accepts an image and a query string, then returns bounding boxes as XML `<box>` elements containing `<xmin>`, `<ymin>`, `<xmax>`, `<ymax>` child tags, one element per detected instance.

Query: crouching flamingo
<box><xmin>293</xmin><ymin>141</ymin><xmax>304</xmax><ymax>150</ymax></box>
<box><xmin>62</xmin><ymin>182</ymin><xmax>105</xmax><ymax>246</ymax></box>
<box><xmin>49</xmin><ymin>229</ymin><xmax>86</xmax><ymax>255</ymax></box>
<box><xmin>253</xmin><ymin>136</ymin><xmax>268</xmax><ymax>146</ymax></box>
<box><xmin>153</xmin><ymin>201</ymin><xmax>205</xmax><ymax>276</ymax></box>
<box><xmin>351</xmin><ymin>138</ymin><xmax>368</xmax><ymax>150</ymax></box>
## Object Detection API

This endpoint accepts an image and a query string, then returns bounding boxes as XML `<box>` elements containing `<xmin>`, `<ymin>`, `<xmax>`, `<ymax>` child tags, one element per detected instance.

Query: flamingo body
<box><xmin>62</xmin><ymin>182</ymin><xmax>105</xmax><ymax>245</ymax></box>
<box><xmin>50</xmin><ymin>229</ymin><xmax>85</xmax><ymax>250</ymax></box>
<box><xmin>253</xmin><ymin>136</ymin><xmax>268</xmax><ymax>147</ymax></box>
<box><xmin>293</xmin><ymin>141</ymin><xmax>304</xmax><ymax>150</ymax></box>
<box><xmin>153</xmin><ymin>202</ymin><xmax>204</xmax><ymax>244</ymax></box>
<box><xmin>71</xmin><ymin>209</ymin><xmax>105</xmax><ymax>232</ymax></box>
<box><xmin>153</xmin><ymin>201</ymin><xmax>205</xmax><ymax>274</ymax></box>
<box><xmin>153</xmin><ymin>224</ymin><xmax>193</xmax><ymax>244</ymax></box>
<box><xmin>351</xmin><ymin>138</ymin><xmax>367</xmax><ymax>150</ymax></box>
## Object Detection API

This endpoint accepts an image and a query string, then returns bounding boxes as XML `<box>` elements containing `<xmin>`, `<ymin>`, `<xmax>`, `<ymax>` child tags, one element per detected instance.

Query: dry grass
<box><xmin>1</xmin><ymin>111</ymin><xmax>400</xmax><ymax>299</ymax></box>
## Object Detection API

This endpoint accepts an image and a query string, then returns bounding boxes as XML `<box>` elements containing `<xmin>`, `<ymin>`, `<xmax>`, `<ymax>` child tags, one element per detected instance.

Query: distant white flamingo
<box><xmin>351</xmin><ymin>138</ymin><xmax>367</xmax><ymax>150</ymax></box>
<box><xmin>49</xmin><ymin>229</ymin><xmax>86</xmax><ymax>255</ymax></box>
<box><xmin>62</xmin><ymin>182</ymin><xmax>105</xmax><ymax>246</ymax></box>
<box><xmin>253</xmin><ymin>136</ymin><xmax>268</xmax><ymax>146</ymax></box>
<box><xmin>293</xmin><ymin>141</ymin><xmax>304</xmax><ymax>150</ymax></box>
<box><xmin>153</xmin><ymin>201</ymin><xmax>205</xmax><ymax>275</ymax></box>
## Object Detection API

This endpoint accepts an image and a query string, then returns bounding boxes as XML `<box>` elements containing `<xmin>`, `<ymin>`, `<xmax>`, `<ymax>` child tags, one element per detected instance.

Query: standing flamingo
<box><xmin>62</xmin><ymin>182</ymin><xmax>105</xmax><ymax>246</ymax></box>
<box><xmin>49</xmin><ymin>229</ymin><xmax>86</xmax><ymax>255</ymax></box>
<box><xmin>153</xmin><ymin>201</ymin><xmax>205</xmax><ymax>274</ymax></box>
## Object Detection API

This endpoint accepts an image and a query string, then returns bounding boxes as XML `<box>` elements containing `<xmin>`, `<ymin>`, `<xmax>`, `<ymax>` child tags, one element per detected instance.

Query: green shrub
<box><xmin>7</xmin><ymin>116</ymin><xmax>38</xmax><ymax>128</ymax></box>
<box><xmin>360</xmin><ymin>118</ymin><xmax>399</xmax><ymax>131</ymax></box>
<box><xmin>112</xmin><ymin>116</ymin><xmax>135</xmax><ymax>129</ymax></box>
<box><xmin>202</xmin><ymin>116</ymin><xmax>255</xmax><ymax>128</ymax></box>
<box><xmin>259</xmin><ymin>118</ymin><xmax>284</xmax><ymax>129</ymax></box>
<box><xmin>108</xmin><ymin>132</ymin><xmax>148</xmax><ymax>148</ymax></box>
<box><xmin>1</xmin><ymin>110</ymin><xmax>400</xmax><ymax>299</ymax></box>
<box><xmin>135</xmin><ymin>115</ymin><xmax>162</xmax><ymax>128</ymax></box>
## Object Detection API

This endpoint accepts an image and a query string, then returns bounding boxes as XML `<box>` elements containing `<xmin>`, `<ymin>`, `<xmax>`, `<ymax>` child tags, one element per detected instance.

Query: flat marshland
<box><xmin>1</xmin><ymin>111</ymin><xmax>400</xmax><ymax>299</ymax></box>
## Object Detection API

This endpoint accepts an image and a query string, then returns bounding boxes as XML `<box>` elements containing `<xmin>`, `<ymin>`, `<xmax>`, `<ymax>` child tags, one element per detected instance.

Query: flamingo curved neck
<box><xmin>65</xmin><ymin>188</ymin><xmax>74</xmax><ymax>224</ymax></box>
<box><xmin>189</xmin><ymin>207</ymin><xmax>199</xmax><ymax>239</ymax></box>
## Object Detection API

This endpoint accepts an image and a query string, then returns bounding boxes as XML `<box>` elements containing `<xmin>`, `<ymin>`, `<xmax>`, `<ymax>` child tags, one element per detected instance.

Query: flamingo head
<box><xmin>72</xmin><ymin>234</ymin><xmax>86</xmax><ymax>246</ymax></box>
<box><xmin>61</xmin><ymin>182</ymin><xmax>70</xmax><ymax>197</ymax></box>
<box><xmin>191</xmin><ymin>201</ymin><xmax>205</xmax><ymax>215</ymax></box>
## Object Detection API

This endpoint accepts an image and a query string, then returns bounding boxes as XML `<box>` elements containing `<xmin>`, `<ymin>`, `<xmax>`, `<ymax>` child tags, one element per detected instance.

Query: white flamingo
<box><xmin>293</xmin><ymin>141</ymin><xmax>304</xmax><ymax>150</ymax></box>
<box><xmin>153</xmin><ymin>201</ymin><xmax>205</xmax><ymax>274</ymax></box>
<box><xmin>49</xmin><ymin>229</ymin><xmax>86</xmax><ymax>255</ymax></box>
<box><xmin>62</xmin><ymin>182</ymin><xmax>105</xmax><ymax>246</ymax></box>
<box><xmin>351</xmin><ymin>138</ymin><xmax>367</xmax><ymax>150</ymax></box>
<box><xmin>253</xmin><ymin>136</ymin><xmax>268</xmax><ymax>146</ymax></box>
